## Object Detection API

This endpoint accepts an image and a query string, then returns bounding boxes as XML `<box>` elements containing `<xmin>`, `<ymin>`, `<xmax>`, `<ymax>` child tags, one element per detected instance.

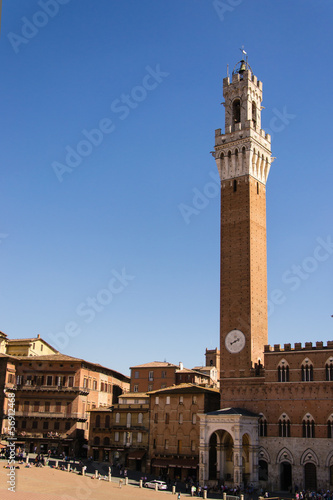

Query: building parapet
<box><xmin>264</xmin><ymin>341</ymin><xmax>333</xmax><ymax>353</ymax></box>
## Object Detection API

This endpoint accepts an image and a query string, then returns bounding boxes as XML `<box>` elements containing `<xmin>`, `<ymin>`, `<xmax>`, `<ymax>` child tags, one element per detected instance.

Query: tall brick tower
<box><xmin>214</xmin><ymin>59</ymin><xmax>272</xmax><ymax>380</ymax></box>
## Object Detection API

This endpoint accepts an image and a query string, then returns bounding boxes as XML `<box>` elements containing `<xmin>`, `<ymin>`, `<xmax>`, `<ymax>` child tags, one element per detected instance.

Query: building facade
<box><xmin>199</xmin><ymin>59</ymin><xmax>333</xmax><ymax>492</ymax></box>
<box><xmin>129</xmin><ymin>361</ymin><xmax>180</xmax><ymax>393</ymax></box>
<box><xmin>1</xmin><ymin>336</ymin><xmax>130</xmax><ymax>456</ymax></box>
<box><xmin>149</xmin><ymin>384</ymin><xmax>220</xmax><ymax>482</ymax></box>
<box><xmin>88</xmin><ymin>392</ymin><xmax>149</xmax><ymax>471</ymax></box>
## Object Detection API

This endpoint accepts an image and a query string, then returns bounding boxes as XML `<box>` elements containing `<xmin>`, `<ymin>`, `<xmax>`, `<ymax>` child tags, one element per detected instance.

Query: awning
<box><xmin>152</xmin><ymin>458</ymin><xmax>198</xmax><ymax>469</ymax></box>
<box><xmin>128</xmin><ymin>450</ymin><xmax>146</xmax><ymax>460</ymax></box>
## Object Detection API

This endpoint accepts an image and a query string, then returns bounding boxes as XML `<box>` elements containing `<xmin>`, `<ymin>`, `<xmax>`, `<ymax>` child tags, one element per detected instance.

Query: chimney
<box><xmin>179</xmin><ymin>362</ymin><xmax>183</xmax><ymax>371</ymax></box>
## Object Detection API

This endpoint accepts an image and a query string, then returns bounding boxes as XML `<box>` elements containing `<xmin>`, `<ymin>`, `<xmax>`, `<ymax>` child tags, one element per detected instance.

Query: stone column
<box><xmin>249</xmin><ymin>444</ymin><xmax>259</xmax><ymax>488</ymax></box>
<box><xmin>233</xmin><ymin>444</ymin><xmax>243</xmax><ymax>488</ymax></box>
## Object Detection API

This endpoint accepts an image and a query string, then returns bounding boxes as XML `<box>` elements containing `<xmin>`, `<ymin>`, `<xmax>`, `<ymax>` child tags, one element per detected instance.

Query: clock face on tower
<box><xmin>225</xmin><ymin>329</ymin><xmax>246</xmax><ymax>353</ymax></box>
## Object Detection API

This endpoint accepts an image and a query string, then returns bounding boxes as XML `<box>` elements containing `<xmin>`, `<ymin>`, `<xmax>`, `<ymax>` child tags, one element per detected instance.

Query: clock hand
<box><xmin>230</xmin><ymin>338</ymin><xmax>240</xmax><ymax>345</ymax></box>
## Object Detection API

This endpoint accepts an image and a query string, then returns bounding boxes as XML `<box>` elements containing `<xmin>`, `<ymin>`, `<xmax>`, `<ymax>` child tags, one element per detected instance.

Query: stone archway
<box><xmin>280</xmin><ymin>461</ymin><xmax>292</xmax><ymax>491</ymax></box>
<box><xmin>198</xmin><ymin>407</ymin><xmax>259</xmax><ymax>487</ymax></box>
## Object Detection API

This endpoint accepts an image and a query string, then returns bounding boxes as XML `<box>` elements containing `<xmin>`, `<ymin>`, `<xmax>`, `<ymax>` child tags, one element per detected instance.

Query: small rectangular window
<box><xmin>115</xmin><ymin>431</ymin><xmax>119</xmax><ymax>442</ymax></box>
<box><xmin>134</xmin><ymin>384</ymin><xmax>138</xmax><ymax>392</ymax></box>
<box><xmin>137</xmin><ymin>432</ymin><xmax>142</xmax><ymax>443</ymax></box>
<box><xmin>166</xmin><ymin>396</ymin><xmax>170</xmax><ymax>405</ymax></box>
<box><xmin>134</xmin><ymin>371</ymin><xmax>139</xmax><ymax>379</ymax></box>
<box><xmin>155</xmin><ymin>396</ymin><xmax>159</xmax><ymax>405</ymax></box>
<box><xmin>148</xmin><ymin>371</ymin><xmax>154</xmax><ymax>381</ymax></box>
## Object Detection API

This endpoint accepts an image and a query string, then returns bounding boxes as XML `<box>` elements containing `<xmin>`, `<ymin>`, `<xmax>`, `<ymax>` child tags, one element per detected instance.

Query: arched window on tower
<box><xmin>303</xmin><ymin>414</ymin><xmax>315</xmax><ymax>438</ymax></box>
<box><xmin>277</xmin><ymin>360</ymin><xmax>289</xmax><ymax>382</ymax></box>
<box><xmin>325</xmin><ymin>358</ymin><xmax>333</xmax><ymax>381</ymax></box>
<box><xmin>233</xmin><ymin>98</ymin><xmax>241</xmax><ymax>124</ymax></box>
<box><xmin>259</xmin><ymin>414</ymin><xmax>267</xmax><ymax>437</ymax></box>
<box><xmin>327</xmin><ymin>415</ymin><xmax>333</xmax><ymax>438</ymax></box>
<box><xmin>278</xmin><ymin>414</ymin><xmax>291</xmax><ymax>437</ymax></box>
<box><xmin>301</xmin><ymin>359</ymin><xmax>314</xmax><ymax>381</ymax></box>
<box><xmin>252</xmin><ymin>101</ymin><xmax>257</xmax><ymax>128</ymax></box>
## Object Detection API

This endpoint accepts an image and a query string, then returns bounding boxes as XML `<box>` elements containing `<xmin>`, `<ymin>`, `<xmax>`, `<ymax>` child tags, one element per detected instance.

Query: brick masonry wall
<box><xmin>220</xmin><ymin>174</ymin><xmax>268</xmax><ymax>378</ymax></box>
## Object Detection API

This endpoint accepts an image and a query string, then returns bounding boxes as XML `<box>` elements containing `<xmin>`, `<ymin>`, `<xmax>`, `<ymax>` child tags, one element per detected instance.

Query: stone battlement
<box><xmin>223</xmin><ymin>69</ymin><xmax>263</xmax><ymax>90</ymax></box>
<box><xmin>264</xmin><ymin>341</ymin><xmax>333</xmax><ymax>353</ymax></box>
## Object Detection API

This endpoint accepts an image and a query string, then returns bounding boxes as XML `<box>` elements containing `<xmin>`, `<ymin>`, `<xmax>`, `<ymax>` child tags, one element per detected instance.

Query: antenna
<box><xmin>227</xmin><ymin>63</ymin><xmax>229</xmax><ymax>78</ymax></box>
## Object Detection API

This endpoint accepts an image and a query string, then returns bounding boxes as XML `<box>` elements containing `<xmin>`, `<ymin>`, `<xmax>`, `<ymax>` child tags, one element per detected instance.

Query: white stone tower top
<box><xmin>214</xmin><ymin>60</ymin><xmax>272</xmax><ymax>185</ymax></box>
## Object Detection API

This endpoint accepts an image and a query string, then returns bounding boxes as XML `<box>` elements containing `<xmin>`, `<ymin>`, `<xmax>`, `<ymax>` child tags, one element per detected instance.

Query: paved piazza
<box><xmin>0</xmin><ymin>464</ymin><xmax>174</xmax><ymax>500</ymax></box>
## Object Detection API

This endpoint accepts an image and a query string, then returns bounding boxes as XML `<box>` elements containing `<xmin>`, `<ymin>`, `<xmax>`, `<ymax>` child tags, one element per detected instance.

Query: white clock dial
<box><xmin>225</xmin><ymin>329</ymin><xmax>246</xmax><ymax>353</ymax></box>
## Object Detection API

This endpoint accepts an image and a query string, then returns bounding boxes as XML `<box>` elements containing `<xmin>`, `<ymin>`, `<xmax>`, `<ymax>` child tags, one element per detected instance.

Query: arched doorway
<box><xmin>259</xmin><ymin>460</ymin><xmax>268</xmax><ymax>481</ymax></box>
<box><xmin>280</xmin><ymin>461</ymin><xmax>292</xmax><ymax>491</ymax></box>
<box><xmin>209</xmin><ymin>433</ymin><xmax>217</xmax><ymax>480</ymax></box>
<box><xmin>304</xmin><ymin>463</ymin><xmax>317</xmax><ymax>491</ymax></box>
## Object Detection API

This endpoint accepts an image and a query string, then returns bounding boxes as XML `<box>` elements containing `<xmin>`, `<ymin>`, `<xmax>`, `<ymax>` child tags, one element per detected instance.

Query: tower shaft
<box><xmin>214</xmin><ymin>66</ymin><xmax>272</xmax><ymax>378</ymax></box>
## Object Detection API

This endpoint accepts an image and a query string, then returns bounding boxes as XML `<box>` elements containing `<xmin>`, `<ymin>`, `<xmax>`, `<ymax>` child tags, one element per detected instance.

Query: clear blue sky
<box><xmin>0</xmin><ymin>1</ymin><xmax>332</xmax><ymax>376</ymax></box>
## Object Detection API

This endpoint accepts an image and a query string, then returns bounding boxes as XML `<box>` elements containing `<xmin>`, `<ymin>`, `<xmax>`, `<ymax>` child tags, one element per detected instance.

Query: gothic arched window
<box><xmin>233</xmin><ymin>99</ymin><xmax>241</xmax><ymax>124</ymax></box>
<box><xmin>252</xmin><ymin>101</ymin><xmax>257</xmax><ymax>127</ymax></box>
<box><xmin>301</xmin><ymin>360</ymin><xmax>313</xmax><ymax>381</ymax></box>
<box><xmin>277</xmin><ymin>361</ymin><xmax>289</xmax><ymax>382</ymax></box>
<box><xmin>278</xmin><ymin>414</ymin><xmax>291</xmax><ymax>437</ymax></box>
<box><xmin>259</xmin><ymin>415</ymin><xmax>267</xmax><ymax>437</ymax></box>
<box><xmin>303</xmin><ymin>415</ymin><xmax>315</xmax><ymax>438</ymax></box>
<box><xmin>325</xmin><ymin>358</ymin><xmax>333</xmax><ymax>381</ymax></box>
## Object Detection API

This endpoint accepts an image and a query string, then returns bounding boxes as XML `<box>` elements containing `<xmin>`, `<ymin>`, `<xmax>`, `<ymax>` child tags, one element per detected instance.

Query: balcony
<box><xmin>15</xmin><ymin>411</ymin><xmax>88</xmax><ymax>421</ymax></box>
<box><xmin>13</xmin><ymin>385</ymin><xmax>89</xmax><ymax>395</ymax></box>
<box><xmin>14</xmin><ymin>431</ymin><xmax>68</xmax><ymax>440</ymax></box>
